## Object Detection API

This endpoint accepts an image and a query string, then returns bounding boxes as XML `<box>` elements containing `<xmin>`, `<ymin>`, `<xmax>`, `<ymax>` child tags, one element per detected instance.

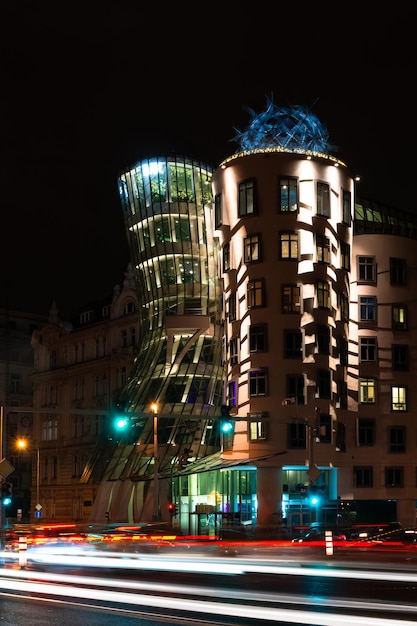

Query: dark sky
<box><xmin>1</xmin><ymin>6</ymin><xmax>415</xmax><ymax>318</ymax></box>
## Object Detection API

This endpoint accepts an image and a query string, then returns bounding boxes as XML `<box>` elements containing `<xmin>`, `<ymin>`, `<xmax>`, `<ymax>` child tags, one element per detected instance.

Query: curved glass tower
<box><xmin>115</xmin><ymin>156</ymin><xmax>224</xmax><ymax>470</ymax></box>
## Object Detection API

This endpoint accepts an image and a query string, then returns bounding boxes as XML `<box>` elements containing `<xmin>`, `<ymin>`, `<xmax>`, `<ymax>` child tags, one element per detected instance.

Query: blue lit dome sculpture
<box><xmin>233</xmin><ymin>98</ymin><xmax>330</xmax><ymax>154</ymax></box>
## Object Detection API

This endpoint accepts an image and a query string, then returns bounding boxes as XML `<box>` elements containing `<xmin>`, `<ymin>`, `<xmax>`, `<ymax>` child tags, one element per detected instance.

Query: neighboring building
<box><xmin>0</xmin><ymin>309</ymin><xmax>46</xmax><ymax>522</ymax></box>
<box><xmin>28</xmin><ymin>266</ymin><xmax>139</xmax><ymax>524</ymax></box>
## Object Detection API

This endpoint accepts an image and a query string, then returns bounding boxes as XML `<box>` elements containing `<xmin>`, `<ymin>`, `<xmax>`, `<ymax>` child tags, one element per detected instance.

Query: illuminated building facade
<box><xmin>28</xmin><ymin>101</ymin><xmax>417</xmax><ymax>533</ymax></box>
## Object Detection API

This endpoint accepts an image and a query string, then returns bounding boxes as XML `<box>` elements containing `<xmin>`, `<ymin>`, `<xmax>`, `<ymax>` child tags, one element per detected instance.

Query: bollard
<box><xmin>325</xmin><ymin>529</ymin><xmax>333</xmax><ymax>556</ymax></box>
<box><xmin>18</xmin><ymin>535</ymin><xmax>27</xmax><ymax>569</ymax></box>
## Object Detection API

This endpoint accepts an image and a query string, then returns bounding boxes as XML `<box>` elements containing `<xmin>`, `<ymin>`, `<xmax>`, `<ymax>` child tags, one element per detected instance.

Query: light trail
<box><xmin>0</xmin><ymin>574</ymin><xmax>415</xmax><ymax>626</ymax></box>
<box><xmin>1</xmin><ymin>567</ymin><xmax>417</xmax><ymax>617</ymax></box>
<box><xmin>2</xmin><ymin>547</ymin><xmax>417</xmax><ymax>584</ymax></box>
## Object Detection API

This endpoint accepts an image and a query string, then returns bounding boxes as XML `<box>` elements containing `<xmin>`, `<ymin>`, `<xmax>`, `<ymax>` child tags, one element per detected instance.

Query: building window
<box><xmin>391</xmin><ymin>386</ymin><xmax>407</xmax><ymax>411</ymax></box>
<box><xmin>284</xmin><ymin>330</ymin><xmax>302</xmax><ymax>358</ymax></box>
<box><xmin>342</xmin><ymin>189</ymin><xmax>351</xmax><ymax>224</ymax></box>
<box><xmin>317</xmin><ymin>281</ymin><xmax>330</xmax><ymax>308</ymax></box>
<box><xmin>238</xmin><ymin>179</ymin><xmax>256</xmax><ymax>216</ymax></box>
<box><xmin>227</xmin><ymin>292</ymin><xmax>237</xmax><ymax>321</ymax></box>
<box><xmin>354</xmin><ymin>466</ymin><xmax>373</xmax><ymax>487</ymax></box>
<box><xmin>214</xmin><ymin>193</ymin><xmax>222</xmax><ymax>228</ymax></box>
<box><xmin>392</xmin><ymin>304</ymin><xmax>407</xmax><ymax>330</ymax></box>
<box><xmin>316</xmin><ymin>234</ymin><xmax>330</xmax><ymax>263</ymax></box>
<box><xmin>288</xmin><ymin>422</ymin><xmax>306</xmax><ymax>449</ymax></box>
<box><xmin>286</xmin><ymin>374</ymin><xmax>304</xmax><ymax>405</ymax></box>
<box><xmin>389</xmin><ymin>427</ymin><xmax>406</xmax><ymax>453</ymax></box>
<box><xmin>359</xmin><ymin>296</ymin><xmax>376</xmax><ymax>322</ymax></box>
<box><xmin>337</xmin><ymin>336</ymin><xmax>348</xmax><ymax>365</ymax></box>
<box><xmin>317</xmin><ymin>370</ymin><xmax>331</xmax><ymax>399</ymax></box>
<box><xmin>80</xmin><ymin>310</ymin><xmax>93</xmax><ymax>324</ymax></box>
<box><xmin>49</xmin><ymin>351</ymin><xmax>57</xmax><ymax>370</ymax></box>
<box><xmin>155</xmin><ymin>217</ymin><xmax>171</xmax><ymax>243</ymax></box>
<box><xmin>123</xmin><ymin>301</ymin><xmax>136</xmax><ymax>315</ymax></box>
<box><xmin>282</xmin><ymin>284</ymin><xmax>300</xmax><ymax>313</ymax></box>
<box><xmin>130</xmin><ymin>328</ymin><xmax>136</xmax><ymax>346</ymax></box>
<box><xmin>228</xmin><ymin>381</ymin><xmax>237</xmax><ymax>407</ymax></box>
<box><xmin>392</xmin><ymin>344</ymin><xmax>408</xmax><ymax>371</ymax></box>
<box><xmin>385</xmin><ymin>467</ymin><xmax>403</xmax><ymax>488</ymax></box>
<box><xmin>223</xmin><ymin>243</ymin><xmax>230</xmax><ymax>272</ymax></box>
<box><xmin>244</xmin><ymin>233</ymin><xmax>261</xmax><ymax>263</ymax></box>
<box><xmin>249</xmin><ymin>369</ymin><xmax>267</xmax><ymax>396</ymax></box>
<box><xmin>360</xmin><ymin>337</ymin><xmax>377</xmax><ymax>362</ymax></box>
<box><xmin>359</xmin><ymin>379</ymin><xmax>376</xmax><ymax>404</ymax></box>
<box><xmin>336</xmin><ymin>380</ymin><xmax>348</xmax><ymax>410</ymax></box>
<box><xmin>248</xmin><ymin>415</ymin><xmax>267</xmax><ymax>441</ymax></box>
<box><xmin>390</xmin><ymin>257</ymin><xmax>406</xmax><ymax>285</ymax></box>
<box><xmin>316</xmin><ymin>181</ymin><xmax>330</xmax><ymax>216</ymax></box>
<box><xmin>160</xmin><ymin>259</ymin><xmax>177</xmax><ymax>285</ymax></box>
<box><xmin>340</xmin><ymin>242</ymin><xmax>350</xmax><ymax>271</ymax></box>
<box><xmin>317</xmin><ymin>325</ymin><xmax>330</xmax><ymax>355</ymax></box>
<box><xmin>279</xmin><ymin>177</ymin><xmax>298</xmax><ymax>212</ymax></box>
<box><xmin>318</xmin><ymin>413</ymin><xmax>332</xmax><ymax>443</ymax></box>
<box><xmin>249</xmin><ymin>324</ymin><xmax>267</xmax><ymax>352</ymax></box>
<box><xmin>280</xmin><ymin>232</ymin><xmax>298</xmax><ymax>260</ymax></box>
<box><xmin>358</xmin><ymin>256</ymin><xmax>376</xmax><ymax>282</ymax></box>
<box><xmin>10</xmin><ymin>375</ymin><xmax>21</xmax><ymax>394</ymax></box>
<box><xmin>340</xmin><ymin>293</ymin><xmax>349</xmax><ymax>322</ymax></box>
<box><xmin>42</xmin><ymin>416</ymin><xmax>58</xmax><ymax>442</ymax></box>
<box><xmin>357</xmin><ymin>418</ymin><xmax>375</xmax><ymax>446</ymax></box>
<box><xmin>335</xmin><ymin>422</ymin><xmax>346</xmax><ymax>452</ymax></box>
<box><xmin>247</xmin><ymin>279</ymin><xmax>264</xmax><ymax>308</ymax></box>
<box><xmin>229</xmin><ymin>338</ymin><xmax>239</xmax><ymax>366</ymax></box>
<box><xmin>174</xmin><ymin>217</ymin><xmax>191</xmax><ymax>242</ymax></box>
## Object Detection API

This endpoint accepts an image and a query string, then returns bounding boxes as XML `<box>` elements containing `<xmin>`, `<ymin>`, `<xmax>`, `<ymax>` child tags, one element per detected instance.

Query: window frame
<box><xmin>244</xmin><ymin>233</ymin><xmax>261</xmax><ymax>263</ymax></box>
<box><xmin>247</xmin><ymin>278</ymin><xmax>265</xmax><ymax>308</ymax></box>
<box><xmin>279</xmin><ymin>177</ymin><xmax>298</xmax><ymax>213</ymax></box>
<box><xmin>316</xmin><ymin>181</ymin><xmax>330</xmax><ymax>217</ymax></box>
<box><xmin>249</xmin><ymin>369</ymin><xmax>267</xmax><ymax>397</ymax></box>
<box><xmin>358</xmin><ymin>256</ymin><xmax>376</xmax><ymax>283</ymax></box>
<box><xmin>391</xmin><ymin>385</ymin><xmax>407</xmax><ymax>411</ymax></box>
<box><xmin>359</xmin><ymin>296</ymin><xmax>377</xmax><ymax>322</ymax></box>
<box><xmin>280</xmin><ymin>231</ymin><xmax>298</xmax><ymax>260</ymax></box>
<box><xmin>238</xmin><ymin>179</ymin><xmax>256</xmax><ymax>217</ymax></box>
<box><xmin>390</xmin><ymin>257</ymin><xmax>406</xmax><ymax>285</ymax></box>
<box><xmin>282</xmin><ymin>284</ymin><xmax>301</xmax><ymax>313</ymax></box>
<box><xmin>249</xmin><ymin>323</ymin><xmax>267</xmax><ymax>352</ymax></box>
<box><xmin>359</xmin><ymin>378</ymin><xmax>376</xmax><ymax>404</ymax></box>
<box><xmin>354</xmin><ymin>466</ymin><xmax>373</xmax><ymax>488</ymax></box>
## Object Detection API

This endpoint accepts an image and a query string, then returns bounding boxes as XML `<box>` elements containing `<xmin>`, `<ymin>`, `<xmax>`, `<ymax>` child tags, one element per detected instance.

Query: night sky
<box><xmin>1</xmin><ymin>6</ymin><xmax>414</xmax><ymax>318</ymax></box>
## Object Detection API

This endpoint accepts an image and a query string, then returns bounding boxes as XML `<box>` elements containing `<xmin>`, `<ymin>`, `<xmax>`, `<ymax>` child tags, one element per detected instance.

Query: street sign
<box><xmin>0</xmin><ymin>458</ymin><xmax>15</xmax><ymax>478</ymax></box>
<box><xmin>307</xmin><ymin>464</ymin><xmax>321</xmax><ymax>482</ymax></box>
<box><xmin>35</xmin><ymin>503</ymin><xmax>42</xmax><ymax>511</ymax></box>
<box><xmin>35</xmin><ymin>511</ymin><xmax>42</xmax><ymax>518</ymax></box>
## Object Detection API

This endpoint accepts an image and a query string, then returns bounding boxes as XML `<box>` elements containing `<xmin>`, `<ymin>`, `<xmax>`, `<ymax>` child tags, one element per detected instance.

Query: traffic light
<box><xmin>179</xmin><ymin>448</ymin><xmax>193</xmax><ymax>470</ymax></box>
<box><xmin>114</xmin><ymin>416</ymin><xmax>129</xmax><ymax>430</ymax></box>
<box><xmin>220</xmin><ymin>404</ymin><xmax>234</xmax><ymax>433</ymax></box>
<box><xmin>1</xmin><ymin>482</ymin><xmax>12</xmax><ymax>506</ymax></box>
<box><xmin>113</xmin><ymin>400</ymin><xmax>129</xmax><ymax>431</ymax></box>
<box><xmin>309</xmin><ymin>485</ymin><xmax>320</xmax><ymax>506</ymax></box>
<box><xmin>168</xmin><ymin>502</ymin><xmax>178</xmax><ymax>517</ymax></box>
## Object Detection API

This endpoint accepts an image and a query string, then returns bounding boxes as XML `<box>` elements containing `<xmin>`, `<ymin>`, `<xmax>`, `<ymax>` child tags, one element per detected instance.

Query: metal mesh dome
<box><xmin>233</xmin><ymin>98</ymin><xmax>330</xmax><ymax>154</ymax></box>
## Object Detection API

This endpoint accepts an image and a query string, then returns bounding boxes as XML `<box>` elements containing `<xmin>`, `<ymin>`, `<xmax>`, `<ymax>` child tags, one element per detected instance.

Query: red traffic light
<box><xmin>168</xmin><ymin>503</ymin><xmax>178</xmax><ymax>516</ymax></box>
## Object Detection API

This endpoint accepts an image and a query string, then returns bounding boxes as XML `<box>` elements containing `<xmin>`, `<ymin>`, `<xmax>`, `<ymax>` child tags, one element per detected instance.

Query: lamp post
<box><xmin>151</xmin><ymin>403</ymin><xmax>160</xmax><ymax>522</ymax></box>
<box><xmin>0</xmin><ymin>406</ymin><xmax>5</xmax><ymax>550</ymax></box>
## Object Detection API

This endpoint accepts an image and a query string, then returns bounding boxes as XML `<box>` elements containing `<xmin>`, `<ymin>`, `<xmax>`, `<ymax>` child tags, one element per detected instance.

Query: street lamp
<box><xmin>151</xmin><ymin>403</ymin><xmax>160</xmax><ymax>522</ymax></box>
<box><xmin>16</xmin><ymin>438</ymin><xmax>40</xmax><ymax>519</ymax></box>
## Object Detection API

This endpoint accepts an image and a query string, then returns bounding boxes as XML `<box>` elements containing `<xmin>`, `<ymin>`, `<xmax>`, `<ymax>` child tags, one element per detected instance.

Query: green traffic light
<box><xmin>2</xmin><ymin>496</ymin><xmax>11</xmax><ymax>506</ymax></box>
<box><xmin>115</xmin><ymin>416</ymin><xmax>129</xmax><ymax>430</ymax></box>
<box><xmin>221</xmin><ymin>421</ymin><xmax>233</xmax><ymax>433</ymax></box>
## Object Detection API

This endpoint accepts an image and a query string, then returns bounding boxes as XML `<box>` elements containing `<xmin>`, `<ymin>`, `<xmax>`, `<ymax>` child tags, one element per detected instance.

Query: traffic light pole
<box><xmin>0</xmin><ymin>405</ymin><xmax>5</xmax><ymax>551</ymax></box>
